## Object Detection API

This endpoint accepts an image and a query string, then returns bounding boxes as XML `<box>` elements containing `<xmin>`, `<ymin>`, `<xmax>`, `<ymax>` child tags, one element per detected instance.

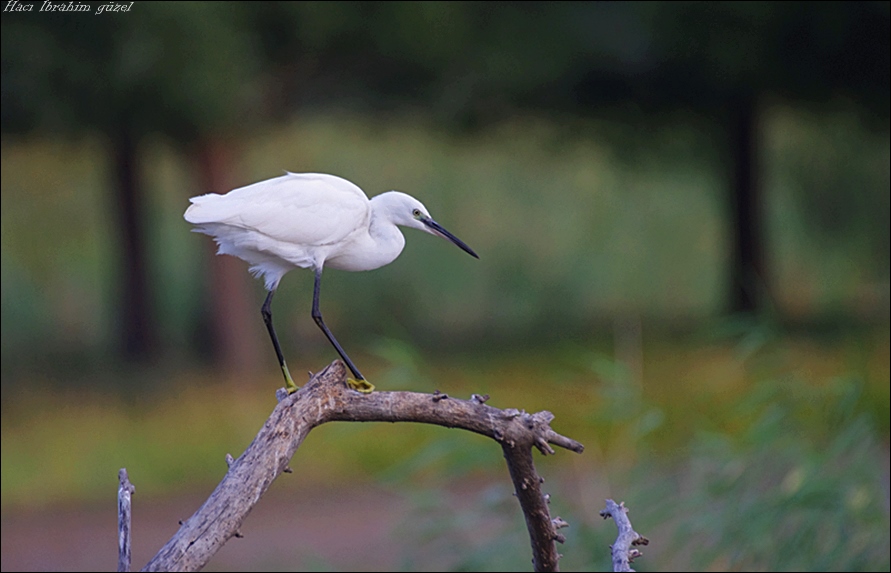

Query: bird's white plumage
<box><xmin>185</xmin><ymin>170</ymin><xmax>477</xmax><ymax>389</ymax></box>
<box><xmin>186</xmin><ymin>173</ymin><xmax>369</xmax><ymax>246</ymax></box>
<box><xmin>184</xmin><ymin>172</ymin><xmax>445</xmax><ymax>290</ymax></box>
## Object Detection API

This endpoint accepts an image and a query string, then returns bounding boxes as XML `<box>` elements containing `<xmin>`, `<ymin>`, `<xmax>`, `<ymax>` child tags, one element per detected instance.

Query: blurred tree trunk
<box><xmin>113</xmin><ymin>125</ymin><xmax>157</xmax><ymax>360</ymax></box>
<box><xmin>725</xmin><ymin>93</ymin><xmax>766</xmax><ymax>314</ymax></box>
<box><xmin>193</xmin><ymin>140</ymin><xmax>264</xmax><ymax>389</ymax></box>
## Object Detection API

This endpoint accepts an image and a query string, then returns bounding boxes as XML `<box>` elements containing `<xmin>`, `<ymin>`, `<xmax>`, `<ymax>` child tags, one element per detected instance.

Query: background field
<box><xmin>2</xmin><ymin>3</ymin><xmax>889</xmax><ymax>571</ymax></box>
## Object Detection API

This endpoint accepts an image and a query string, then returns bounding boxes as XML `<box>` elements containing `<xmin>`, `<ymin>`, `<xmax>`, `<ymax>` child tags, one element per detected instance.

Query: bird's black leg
<box><xmin>261</xmin><ymin>289</ymin><xmax>298</xmax><ymax>394</ymax></box>
<box><xmin>312</xmin><ymin>268</ymin><xmax>374</xmax><ymax>392</ymax></box>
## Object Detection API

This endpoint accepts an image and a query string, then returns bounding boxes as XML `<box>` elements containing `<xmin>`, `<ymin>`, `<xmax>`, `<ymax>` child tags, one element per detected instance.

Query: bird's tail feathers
<box><xmin>183</xmin><ymin>194</ymin><xmax>226</xmax><ymax>224</ymax></box>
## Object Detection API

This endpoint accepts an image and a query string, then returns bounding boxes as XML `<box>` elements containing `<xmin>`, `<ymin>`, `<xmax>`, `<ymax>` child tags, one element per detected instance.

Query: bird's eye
<box><xmin>412</xmin><ymin>209</ymin><xmax>422</xmax><ymax>218</ymax></box>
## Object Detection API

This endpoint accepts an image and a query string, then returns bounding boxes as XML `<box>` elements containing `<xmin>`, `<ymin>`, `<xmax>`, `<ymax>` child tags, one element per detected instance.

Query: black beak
<box><xmin>421</xmin><ymin>217</ymin><xmax>479</xmax><ymax>259</ymax></box>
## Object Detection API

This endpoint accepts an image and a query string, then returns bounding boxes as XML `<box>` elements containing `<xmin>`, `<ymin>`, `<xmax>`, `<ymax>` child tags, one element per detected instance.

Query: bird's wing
<box><xmin>185</xmin><ymin>173</ymin><xmax>370</xmax><ymax>246</ymax></box>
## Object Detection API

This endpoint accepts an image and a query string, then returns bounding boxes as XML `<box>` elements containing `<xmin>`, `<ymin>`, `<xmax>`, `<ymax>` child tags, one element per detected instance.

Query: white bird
<box><xmin>184</xmin><ymin>172</ymin><xmax>478</xmax><ymax>394</ymax></box>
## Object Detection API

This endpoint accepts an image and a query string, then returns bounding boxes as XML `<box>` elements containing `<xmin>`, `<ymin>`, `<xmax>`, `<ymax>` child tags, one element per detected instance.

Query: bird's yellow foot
<box><xmin>347</xmin><ymin>377</ymin><xmax>375</xmax><ymax>393</ymax></box>
<box><xmin>283</xmin><ymin>364</ymin><xmax>299</xmax><ymax>394</ymax></box>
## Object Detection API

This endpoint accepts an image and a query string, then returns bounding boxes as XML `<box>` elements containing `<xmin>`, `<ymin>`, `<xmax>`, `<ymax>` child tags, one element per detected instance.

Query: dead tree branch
<box><xmin>600</xmin><ymin>499</ymin><xmax>649</xmax><ymax>572</ymax></box>
<box><xmin>137</xmin><ymin>360</ymin><xmax>583</xmax><ymax>572</ymax></box>
<box><xmin>117</xmin><ymin>468</ymin><xmax>136</xmax><ymax>572</ymax></box>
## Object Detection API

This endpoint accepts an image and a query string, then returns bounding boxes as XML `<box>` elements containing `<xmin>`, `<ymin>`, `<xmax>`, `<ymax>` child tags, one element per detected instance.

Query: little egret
<box><xmin>184</xmin><ymin>172</ymin><xmax>478</xmax><ymax>394</ymax></box>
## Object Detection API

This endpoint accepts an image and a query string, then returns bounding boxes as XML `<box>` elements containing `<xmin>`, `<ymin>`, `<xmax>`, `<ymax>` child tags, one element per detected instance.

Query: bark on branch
<box><xmin>600</xmin><ymin>499</ymin><xmax>649</xmax><ymax>572</ymax></box>
<box><xmin>139</xmin><ymin>360</ymin><xmax>584</xmax><ymax>572</ymax></box>
<box><xmin>118</xmin><ymin>468</ymin><xmax>136</xmax><ymax>572</ymax></box>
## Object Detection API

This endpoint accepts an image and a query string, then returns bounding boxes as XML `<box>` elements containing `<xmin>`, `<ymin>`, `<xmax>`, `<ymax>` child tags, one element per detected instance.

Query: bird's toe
<box><xmin>347</xmin><ymin>378</ymin><xmax>375</xmax><ymax>393</ymax></box>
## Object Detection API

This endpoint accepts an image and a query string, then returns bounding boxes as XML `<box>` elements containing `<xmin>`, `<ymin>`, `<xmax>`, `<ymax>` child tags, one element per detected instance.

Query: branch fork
<box><xmin>129</xmin><ymin>360</ymin><xmax>582</xmax><ymax>572</ymax></box>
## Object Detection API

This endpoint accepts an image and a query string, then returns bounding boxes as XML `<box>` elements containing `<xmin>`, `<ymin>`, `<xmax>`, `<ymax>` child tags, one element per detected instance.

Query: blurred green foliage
<box><xmin>667</xmin><ymin>378</ymin><xmax>889</xmax><ymax>572</ymax></box>
<box><xmin>1</xmin><ymin>3</ymin><xmax>888</xmax><ymax>570</ymax></box>
<box><xmin>379</xmin><ymin>347</ymin><xmax>890</xmax><ymax>572</ymax></box>
<box><xmin>2</xmin><ymin>107</ymin><xmax>888</xmax><ymax>380</ymax></box>
<box><xmin>6</xmin><ymin>3</ymin><xmax>887</xmax><ymax>135</ymax></box>
<box><xmin>2</xmin><ymin>104</ymin><xmax>887</xmax><ymax>572</ymax></box>
<box><xmin>2</xmin><ymin>315</ymin><xmax>887</xmax><ymax>570</ymax></box>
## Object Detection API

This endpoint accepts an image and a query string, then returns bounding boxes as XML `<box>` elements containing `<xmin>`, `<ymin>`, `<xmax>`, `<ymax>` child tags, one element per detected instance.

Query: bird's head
<box><xmin>374</xmin><ymin>191</ymin><xmax>479</xmax><ymax>259</ymax></box>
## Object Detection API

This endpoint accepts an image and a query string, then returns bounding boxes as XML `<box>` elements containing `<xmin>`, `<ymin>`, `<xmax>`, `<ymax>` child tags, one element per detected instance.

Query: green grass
<box><xmin>1</xmin><ymin>326</ymin><xmax>887</xmax><ymax>570</ymax></box>
<box><xmin>2</xmin><ymin>325</ymin><xmax>887</xmax><ymax>507</ymax></box>
<box><xmin>377</xmin><ymin>334</ymin><xmax>890</xmax><ymax>572</ymax></box>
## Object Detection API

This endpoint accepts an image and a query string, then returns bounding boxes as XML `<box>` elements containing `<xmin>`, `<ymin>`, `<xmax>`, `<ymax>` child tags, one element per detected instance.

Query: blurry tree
<box><xmin>2</xmin><ymin>4</ymin><xmax>267</xmax><ymax>373</ymax></box>
<box><xmin>3</xmin><ymin>2</ymin><xmax>888</xmax><ymax>369</ymax></box>
<box><xmin>408</xmin><ymin>2</ymin><xmax>886</xmax><ymax>315</ymax></box>
<box><xmin>256</xmin><ymin>1</ymin><xmax>890</xmax><ymax>314</ymax></box>
<box><xmin>636</xmin><ymin>2</ymin><xmax>890</xmax><ymax>313</ymax></box>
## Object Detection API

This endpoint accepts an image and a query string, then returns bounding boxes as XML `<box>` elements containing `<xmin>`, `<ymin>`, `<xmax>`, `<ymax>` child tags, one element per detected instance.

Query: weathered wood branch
<box><xmin>117</xmin><ymin>468</ymin><xmax>135</xmax><ymax>572</ymax></box>
<box><xmin>600</xmin><ymin>499</ymin><xmax>649</xmax><ymax>573</ymax></box>
<box><xmin>139</xmin><ymin>360</ymin><xmax>583</xmax><ymax>572</ymax></box>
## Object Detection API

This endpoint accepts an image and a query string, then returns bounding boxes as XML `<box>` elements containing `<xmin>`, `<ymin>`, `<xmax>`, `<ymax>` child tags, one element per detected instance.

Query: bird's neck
<box><xmin>324</xmin><ymin>199</ymin><xmax>406</xmax><ymax>272</ymax></box>
<box><xmin>367</xmin><ymin>204</ymin><xmax>406</xmax><ymax>255</ymax></box>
